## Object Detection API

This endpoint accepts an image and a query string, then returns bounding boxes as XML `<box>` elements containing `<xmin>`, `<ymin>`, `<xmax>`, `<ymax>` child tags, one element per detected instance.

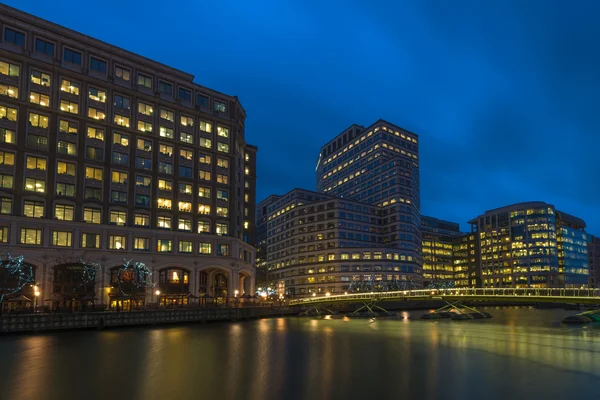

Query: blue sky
<box><xmin>9</xmin><ymin>0</ymin><xmax>599</xmax><ymax>234</ymax></box>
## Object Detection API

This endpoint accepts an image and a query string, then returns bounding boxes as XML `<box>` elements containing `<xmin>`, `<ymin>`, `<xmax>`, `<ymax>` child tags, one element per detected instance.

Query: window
<box><xmin>178</xmin><ymin>218</ymin><xmax>192</xmax><ymax>231</ymax></box>
<box><xmin>217</xmin><ymin>244</ymin><xmax>230</xmax><ymax>256</ymax></box>
<box><xmin>135</xmin><ymin>194</ymin><xmax>150</xmax><ymax>207</ymax></box>
<box><xmin>110</xmin><ymin>210</ymin><xmax>127</xmax><ymax>225</ymax></box>
<box><xmin>30</xmin><ymin>71</ymin><xmax>50</xmax><ymax>87</ymax></box>
<box><xmin>198</xmin><ymin>204</ymin><xmax>210</xmax><ymax>215</ymax></box>
<box><xmin>197</xmin><ymin>94</ymin><xmax>209</xmax><ymax>107</ymax></box>
<box><xmin>135</xmin><ymin>157</ymin><xmax>151</xmax><ymax>170</ymax></box>
<box><xmin>0</xmin><ymin>174</ymin><xmax>13</xmax><ymax>189</ymax></box>
<box><xmin>85</xmin><ymin>167</ymin><xmax>103</xmax><ymax>181</ymax></box>
<box><xmin>114</xmin><ymin>94</ymin><xmax>130</xmax><ymax>110</ymax></box>
<box><xmin>88</xmin><ymin>107</ymin><xmax>106</xmax><ymax>120</ymax></box>
<box><xmin>55</xmin><ymin>204</ymin><xmax>74</xmax><ymax>221</ymax></box>
<box><xmin>0</xmin><ymin>227</ymin><xmax>7</xmax><ymax>243</ymax></box>
<box><xmin>1</xmin><ymin>106</ymin><xmax>17</xmax><ymax>121</ymax></box>
<box><xmin>114</xmin><ymin>114</ymin><xmax>130</xmax><ymax>128</ymax></box>
<box><xmin>86</xmin><ymin>146</ymin><xmax>104</xmax><ymax>161</ymax></box>
<box><xmin>0</xmin><ymin>84</ymin><xmax>18</xmax><ymax>99</ymax></box>
<box><xmin>26</xmin><ymin>156</ymin><xmax>46</xmax><ymax>171</ymax></box>
<box><xmin>84</xmin><ymin>207</ymin><xmax>101</xmax><ymax>224</ymax></box>
<box><xmin>57</xmin><ymin>141</ymin><xmax>77</xmax><ymax>156</ymax></box>
<box><xmin>216</xmin><ymin>207</ymin><xmax>228</xmax><ymax>217</ymax></box>
<box><xmin>198</xmin><ymin>221</ymin><xmax>210</xmax><ymax>234</ymax></box>
<box><xmin>158</xmin><ymin>80</ymin><xmax>172</xmax><ymax>95</ymax></box>
<box><xmin>214</xmin><ymin>100</ymin><xmax>226</xmax><ymax>113</ymax></box>
<box><xmin>157</xmin><ymin>198</ymin><xmax>172</xmax><ymax>210</ymax></box>
<box><xmin>181</xmin><ymin>115</ymin><xmax>194</xmax><ymax>127</ymax></box>
<box><xmin>199</xmin><ymin>242</ymin><xmax>212</xmax><ymax>254</ymax></box>
<box><xmin>30</xmin><ymin>92</ymin><xmax>50</xmax><ymax>107</ymax></box>
<box><xmin>157</xmin><ymin>216</ymin><xmax>171</xmax><ymax>229</ymax></box>
<box><xmin>4</xmin><ymin>28</ymin><xmax>25</xmax><ymax>46</ymax></box>
<box><xmin>180</xmin><ymin>149</ymin><xmax>193</xmax><ymax>161</ymax></box>
<box><xmin>137</xmin><ymin>138</ymin><xmax>152</xmax><ymax>152</ymax></box>
<box><xmin>136</xmin><ymin>71</ymin><xmax>153</xmax><ymax>88</ymax></box>
<box><xmin>87</xmin><ymin>127</ymin><xmax>104</xmax><ymax>141</ymax></box>
<box><xmin>29</xmin><ymin>113</ymin><xmax>49</xmax><ymax>128</ymax></box>
<box><xmin>179</xmin><ymin>201</ymin><xmax>192</xmax><ymax>213</ymax></box>
<box><xmin>89</xmin><ymin>87</ymin><xmax>106</xmax><ymax>102</ymax></box>
<box><xmin>179</xmin><ymin>183</ymin><xmax>192</xmax><ymax>194</ymax></box>
<box><xmin>199</xmin><ymin>170</ymin><xmax>211</xmax><ymax>181</ymax></box>
<box><xmin>199</xmin><ymin>121</ymin><xmax>212</xmax><ymax>132</ymax></box>
<box><xmin>84</xmin><ymin>186</ymin><xmax>102</xmax><ymax>200</ymax></box>
<box><xmin>25</xmin><ymin>178</ymin><xmax>45</xmax><ymax>193</ymax></box>
<box><xmin>56</xmin><ymin>183</ymin><xmax>75</xmax><ymax>197</ymax></box>
<box><xmin>90</xmin><ymin>57</ymin><xmax>107</xmax><ymax>73</ymax></box>
<box><xmin>199</xmin><ymin>154</ymin><xmax>211</xmax><ymax>165</ymax></box>
<box><xmin>158</xmin><ymin>162</ymin><xmax>173</xmax><ymax>174</ymax></box>
<box><xmin>112</xmin><ymin>152</ymin><xmax>129</xmax><ymax>165</ymax></box>
<box><xmin>135</xmin><ymin>175</ymin><xmax>151</xmax><ymax>188</ymax></box>
<box><xmin>160</xmin><ymin>108</ymin><xmax>174</xmax><ymax>122</ymax></box>
<box><xmin>1</xmin><ymin>128</ymin><xmax>16</xmax><ymax>144</ymax></box>
<box><xmin>0</xmin><ymin>197</ymin><xmax>11</xmax><ymax>214</ymax></box>
<box><xmin>57</xmin><ymin>161</ymin><xmax>76</xmax><ymax>176</ymax></box>
<box><xmin>64</xmin><ymin>48</ymin><xmax>82</xmax><ymax>65</ymax></box>
<box><xmin>217</xmin><ymin>190</ymin><xmax>229</xmax><ymax>201</ymax></box>
<box><xmin>158</xmin><ymin>239</ymin><xmax>172</xmax><ymax>252</ymax></box>
<box><xmin>60</xmin><ymin>100</ymin><xmax>79</xmax><ymax>114</ymax></box>
<box><xmin>24</xmin><ymin>201</ymin><xmax>44</xmax><ymax>218</ymax></box>
<box><xmin>134</xmin><ymin>237</ymin><xmax>150</xmax><ymax>250</ymax></box>
<box><xmin>159</xmin><ymin>126</ymin><xmax>173</xmax><ymax>139</ymax></box>
<box><xmin>137</xmin><ymin>121</ymin><xmax>152</xmax><ymax>132</ymax></box>
<box><xmin>60</xmin><ymin>79</ymin><xmax>80</xmax><ymax>95</ymax></box>
<box><xmin>217</xmin><ymin>158</ymin><xmax>229</xmax><ymax>168</ymax></box>
<box><xmin>115</xmin><ymin>66</ymin><xmax>130</xmax><ymax>81</ymax></box>
<box><xmin>135</xmin><ymin>214</ymin><xmax>150</xmax><ymax>227</ymax></box>
<box><xmin>82</xmin><ymin>233</ymin><xmax>100</xmax><ymax>249</ymax></box>
<box><xmin>52</xmin><ymin>231</ymin><xmax>72</xmax><ymax>247</ymax></box>
<box><xmin>59</xmin><ymin>120</ymin><xmax>78</xmax><ymax>134</ymax></box>
<box><xmin>113</xmin><ymin>132</ymin><xmax>129</xmax><ymax>147</ymax></box>
<box><xmin>217</xmin><ymin>174</ymin><xmax>228</xmax><ymax>184</ymax></box>
<box><xmin>180</xmin><ymin>132</ymin><xmax>193</xmax><ymax>144</ymax></box>
<box><xmin>178</xmin><ymin>88</ymin><xmax>192</xmax><ymax>103</ymax></box>
<box><xmin>179</xmin><ymin>241</ymin><xmax>193</xmax><ymax>253</ymax></box>
<box><xmin>199</xmin><ymin>138</ymin><xmax>212</xmax><ymax>149</ymax></box>
<box><xmin>216</xmin><ymin>223</ymin><xmax>228</xmax><ymax>236</ymax></box>
<box><xmin>109</xmin><ymin>235</ymin><xmax>126</xmax><ymax>250</ymax></box>
<box><xmin>179</xmin><ymin>166</ymin><xmax>192</xmax><ymax>178</ymax></box>
<box><xmin>198</xmin><ymin>187</ymin><xmax>211</xmax><ymax>199</ymax></box>
<box><xmin>111</xmin><ymin>191</ymin><xmax>127</xmax><ymax>204</ymax></box>
<box><xmin>21</xmin><ymin>228</ymin><xmax>41</xmax><ymax>245</ymax></box>
<box><xmin>0</xmin><ymin>151</ymin><xmax>14</xmax><ymax>166</ymax></box>
<box><xmin>0</xmin><ymin>61</ymin><xmax>20</xmax><ymax>77</ymax></box>
<box><xmin>138</xmin><ymin>102</ymin><xmax>153</xmax><ymax>116</ymax></box>
<box><xmin>35</xmin><ymin>38</ymin><xmax>54</xmax><ymax>56</ymax></box>
<box><xmin>217</xmin><ymin>142</ymin><xmax>229</xmax><ymax>153</ymax></box>
<box><xmin>158</xmin><ymin>179</ymin><xmax>172</xmax><ymax>191</ymax></box>
<box><xmin>159</xmin><ymin>144</ymin><xmax>173</xmax><ymax>156</ymax></box>
<box><xmin>112</xmin><ymin>171</ymin><xmax>128</xmax><ymax>184</ymax></box>
<box><xmin>217</xmin><ymin>126</ymin><xmax>229</xmax><ymax>138</ymax></box>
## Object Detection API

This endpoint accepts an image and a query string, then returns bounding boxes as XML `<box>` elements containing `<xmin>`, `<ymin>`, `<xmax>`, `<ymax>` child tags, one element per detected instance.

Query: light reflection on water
<box><xmin>0</xmin><ymin>308</ymin><xmax>599</xmax><ymax>400</ymax></box>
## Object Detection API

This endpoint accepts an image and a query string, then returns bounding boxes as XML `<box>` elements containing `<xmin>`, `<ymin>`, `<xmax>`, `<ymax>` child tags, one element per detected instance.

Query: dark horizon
<box><xmin>8</xmin><ymin>0</ymin><xmax>599</xmax><ymax>235</ymax></box>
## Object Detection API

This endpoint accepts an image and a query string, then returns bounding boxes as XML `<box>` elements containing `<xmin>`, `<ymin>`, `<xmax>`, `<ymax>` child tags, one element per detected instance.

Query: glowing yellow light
<box><xmin>155</xmin><ymin>290</ymin><xmax>161</xmax><ymax>296</ymax></box>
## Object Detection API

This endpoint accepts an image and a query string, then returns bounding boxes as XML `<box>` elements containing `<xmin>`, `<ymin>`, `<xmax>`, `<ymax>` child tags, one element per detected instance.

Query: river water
<box><xmin>0</xmin><ymin>307</ymin><xmax>599</xmax><ymax>400</ymax></box>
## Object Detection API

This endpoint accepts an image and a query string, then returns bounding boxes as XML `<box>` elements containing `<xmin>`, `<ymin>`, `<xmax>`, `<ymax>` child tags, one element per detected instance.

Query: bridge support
<box><xmin>422</xmin><ymin>299</ymin><xmax>491</xmax><ymax>320</ymax></box>
<box><xmin>298</xmin><ymin>305</ymin><xmax>337</xmax><ymax>317</ymax></box>
<box><xmin>346</xmin><ymin>300</ymin><xmax>395</xmax><ymax>318</ymax></box>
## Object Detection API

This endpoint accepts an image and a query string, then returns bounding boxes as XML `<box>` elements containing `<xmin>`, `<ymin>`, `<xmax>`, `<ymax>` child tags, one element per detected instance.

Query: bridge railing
<box><xmin>288</xmin><ymin>288</ymin><xmax>600</xmax><ymax>305</ymax></box>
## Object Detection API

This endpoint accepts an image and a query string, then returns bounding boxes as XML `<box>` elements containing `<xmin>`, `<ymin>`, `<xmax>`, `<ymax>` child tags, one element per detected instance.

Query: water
<box><xmin>1</xmin><ymin>307</ymin><xmax>599</xmax><ymax>400</ymax></box>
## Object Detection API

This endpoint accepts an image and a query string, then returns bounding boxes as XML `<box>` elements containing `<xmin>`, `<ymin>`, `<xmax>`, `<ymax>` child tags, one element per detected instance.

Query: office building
<box><xmin>588</xmin><ymin>235</ymin><xmax>600</xmax><ymax>288</ymax></box>
<box><xmin>452</xmin><ymin>232</ymin><xmax>481</xmax><ymax>287</ymax></box>
<box><xmin>421</xmin><ymin>216</ymin><xmax>461</xmax><ymax>287</ymax></box>
<box><xmin>0</xmin><ymin>5</ymin><xmax>257</xmax><ymax>309</ymax></box>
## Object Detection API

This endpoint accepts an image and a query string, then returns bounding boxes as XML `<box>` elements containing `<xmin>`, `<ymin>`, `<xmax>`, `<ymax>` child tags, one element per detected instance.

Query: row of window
<box><xmin>1</xmin><ymin>31</ymin><xmax>229</xmax><ymax>112</ymax></box>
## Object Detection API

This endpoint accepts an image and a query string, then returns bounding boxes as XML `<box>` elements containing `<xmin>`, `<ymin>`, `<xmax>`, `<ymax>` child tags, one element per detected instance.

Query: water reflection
<box><xmin>0</xmin><ymin>309</ymin><xmax>599</xmax><ymax>400</ymax></box>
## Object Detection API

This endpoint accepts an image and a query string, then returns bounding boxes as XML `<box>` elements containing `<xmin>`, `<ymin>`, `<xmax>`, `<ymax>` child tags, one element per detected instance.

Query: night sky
<box><xmin>9</xmin><ymin>0</ymin><xmax>599</xmax><ymax>234</ymax></box>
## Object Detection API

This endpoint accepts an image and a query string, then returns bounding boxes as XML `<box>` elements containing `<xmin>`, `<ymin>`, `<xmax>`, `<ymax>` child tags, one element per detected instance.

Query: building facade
<box><xmin>452</xmin><ymin>232</ymin><xmax>481</xmax><ymax>288</ymax></box>
<box><xmin>265</xmin><ymin>189</ymin><xmax>422</xmax><ymax>297</ymax></box>
<box><xmin>589</xmin><ymin>235</ymin><xmax>600</xmax><ymax>288</ymax></box>
<box><xmin>469</xmin><ymin>202</ymin><xmax>588</xmax><ymax>288</ymax></box>
<box><xmin>255</xmin><ymin>195</ymin><xmax>280</xmax><ymax>286</ymax></box>
<box><xmin>421</xmin><ymin>216</ymin><xmax>461</xmax><ymax>287</ymax></box>
<box><xmin>0</xmin><ymin>5</ymin><xmax>256</xmax><ymax>310</ymax></box>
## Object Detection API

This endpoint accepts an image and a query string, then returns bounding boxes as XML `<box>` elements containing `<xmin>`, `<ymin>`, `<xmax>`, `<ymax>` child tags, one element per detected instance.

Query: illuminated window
<box><xmin>24</xmin><ymin>200</ymin><xmax>44</xmax><ymax>218</ymax></box>
<box><xmin>216</xmin><ymin>207</ymin><xmax>228</xmax><ymax>217</ymax></box>
<box><xmin>199</xmin><ymin>170</ymin><xmax>211</xmax><ymax>181</ymax></box>
<box><xmin>160</xmin><ymin>108</ymin><xmax>174</xmax><ymax>122</ymax></box>
<box><xmin>56</xmin><ymin>183</ymin><xmax>75</xmax><ymax>197</ymax></box>
<box><xmin>85</xmin><ymin>166</ymin><xmax>103</xmax><ymax>181</ymax></box>
<box><xmin>217</xmin><ymin>190</ymin><xmax>228</xmax><ymax>201</ymax></box>
<box><xmin>198</xmin><ymin>242</ymin><xmax>212</xmax><ymax>255</ymax></box>
<box><xmin>114</xmin><ymin>114</ymin><xmax>130</xmax><ymax>127</ymax></box>
<box><xmin>179</xmin><ymin>201</ymin><xmax>192</xmax><ymax>213</ymax></box>
<box><xmin>137</xmin><ymin>121</ymin><xmax>152</xmax><ymax>132</ymax></box>
<box><xmin>0</xmin><ymin>197</ymin><xmax>11</xmax><ymax>214</ymax></box>
<box><xmin>138</xmin><ymin>102</ymin><xmax>153</xmax><ymax>116</ymax></box>
<box><xmin>217</xmin><ymin>174</ymin><xmax>228</xmax><ymax>184</ymax></box>
<box><xmin>1</xmin><ymin>106</ymin><xmax>17</xmax><ymax>121</ymax></box>
<box><xmin>179</xmin><ymin>183</ymin><xmax>192</xmax><ymax>194</ymax></box>
<box><xmin>112</xmin><ymin>171</ymin><xmax>128</xmax><ymax>184</ymax></box>
<box><xmin>135</xmin><ymin>175</ymin><xmax>151</xmax><ymax>188</ymax></box>
<box><xmin>216</xmin><ymin>223</ymin><xmax>228</xmax><ymax>236</ymax></box>
<box><xmin>87</xmin><ymin>127</ymin><xmax>104</xmax><ymax>141</ymax></box>
<box><xmin>59</xmin><ymin>119</ymin><xmax>77</xmax><ymax>134</ymax></box>
<box><xmin>1</xmin><ymin>128</ymin><xmax>15</xmax><ymax>144</ymax></box>
<box><xmin>179</xmin><ymin>241</ymin><xmax>193</xmax><ymax>253</ymax></box>
<box><xmin>26</xmin><ymin>156</ymin><xmax>46</xmax><ymax>171</ymax></box>
<box><xmin>178</xmin><ymin>218</ymin><xmax>192</xmax><ymax>231</ymax></box>
<box><xmin>217</xmin><ymin>244</ymin><xmax>230</xmax><ymax>256</ymax></box>
<box><xmin>110</xmin><ymin>210</ymin><xmax>127</xmax><ymax>226</ymax></box>
<box><xmin>134</xmin><ymin>213</ymin><xmax>150</xmax><ymax>227</ymax></box>
<box><xmin>181</xmin><ymin>115</ymin><xmax>194</xmax><ymax>127</ymax></box>
<box><xmin>137</xmin><ymin>73</ymin><xmax>152</xmax><ymax>89</ymax></box>
<box><xmin>198</xmin><ymin>221</ymin><xmax>210</xmax><ymax>234</ymax></box>
<box><xmin>134</xmin><ymin>237</ymin><xmax>150</xmax><ymax>250</ymax></box>
<box><xmin>109</xmin><ymin>235</ymin><xmax>126</xmax><ymax>250</ymax></box>
<box><xmin>217</xmin><ymin>142</ymin><xmax>229</xmax><ymax>153</ymax></box>
<box><xmin>115</xmin><ymin>66</ymin><xmax>130</xmax><ymax>81</ymax></box>
<box><xmin>137</xmin><ymin>138</ymin><xmax>152</xmax><ymax>152</ymax></box>
<box><xmin>217</xmin><ymin>126</ymin><xmax>229</xmax><ymax>138</ymax></box>
<box><xmin>29</xmin><ymin>112</ymin><xmax>49</xmax><ymax>128</ymax></box>
<box><xmin>113</xmin><ymin>132</ymin><xmax>129</xmax><ymax>146</ymax></box>
<box><xmin>199</xmin><ymin>121</ymin><xmax>212</xmax><ymax>132</ymax></box>
<box><xmin>0</xmin><ymin>151</ymin><xmax>14</xmax><ymax>166</ymax></box>
<box><xmin>199</xmin><ymin>153</ymin><xmax>211</xmax><ymax>165</ymax></box>
<box><xmin>0</xmin><ymin>83</ymin><xmax>18</xmax><ymax>98</ymax></box>
<box><xmin>244</xmin><ymin>221</ymin><xmax>249</xmax><ymax>229</ymax></box>
<box><xmin>88</xmin><ymin>107</ymin><xmax>106</xmax><ymax>120</ymax></box>
<box><xmin>158</xmin><ymin>179</ymin><xmax>172</xmax><ymax>191</ymax></box>
<box><xmin>58</xmin><ymin>141</ymin><xmax>77</xmax><ymax>155</ymax></box>
<box><xmin>55</xmin><ymin>204</ymin><xmax>74</xmax><ymax>221</ymax></box>
<box><xmin>217</xmin><ymin>158</ymin><xmax>229</xmax><ymax>168</ymax></box>
<box><xmin>198</xmin><ymin>187</ymin><xmax>211</xmax><ymax>199</ymax></box>
<box><xmin>57</xmin><ymin>161</ymin><xmax>76</xmax><ymax>176</ymax></box>
<box><xmin>199</xmin><ymin>138</ymin><xmax>212</xmax><ymax>149</ymax></box>
<box><xmin>30</xmin><ymin>91</ymin><xmax>50</xmax><ymax>107</ymax></box>
<box><xmin>20</xmin><ymin>228</ymin><xmax>42</xmax><ymax>245</ymax></box>
<box><xmin>180</xmin><ymin>132</ymin><xmax>193</xmax><ymax>144</ymax></box>
<box><xmin>159</xmin><ymin>126</ymin><xmax>173</xmax><ymax>139</ymax></box>
<box><xmin>157</xmin><ymin>198</ymin><xmax>172</xmax><ymax>210</ymax></box>
<box><xmin>180</xmin><ymin>149</ymin><xmax>193</xmax><ymax>160</ymax></box>
<box><xmin>82</xmin><ymin>233</ymin><xmax>100</xmax><ymax>249</ymax></box>
<box><xmin>31</xmin><ymin>71</ymin><xmax>51</xmax><ymax>87</ymax></box>
<box><xmin>52</xmin><ymin>231</ymin><xmax>72</xmax><ymax>247</ymax></box>
<box><xmin>214</xmin><ymin>100</ymin><xmax>226</xmax><ymax>113</ymax></box>
<box><xmin>0</xmin><ymin>227</ymin><xmax>8</xmax><ymax>243</ymax></box>
<box><xmin>60</xmin><ymin>79</ymin><xmax>80</xmax><ymax>95</ymax></box>
<box><xmin>157</xmin><ymin>216</ymin><xmax>171</xmax><ymax>229</ymax></box>
<box><xmin>198</xmin><ymin>204</ymin><xmax>211</xmax><ymax>215</ymax></box>
<box><xmin>0</xmin><ymin>61</ymin><xmax>20</xmax><ymax>77</ymax></box>
<box><xmin>84</xmin><ymin>207</ymin><xmax>101</xmax><ymax>224</ymax></box>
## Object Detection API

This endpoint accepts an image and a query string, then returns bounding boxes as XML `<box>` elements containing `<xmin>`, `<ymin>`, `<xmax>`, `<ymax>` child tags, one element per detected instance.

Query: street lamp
<box><xmin>155</xmin><ymin>290</ymin><xmax>161</xmax><ymax>310</ymax></box>
<box><xmin>34</xmin><ymin>287</ymin><xmax>40</xmax><ymax>313</ymax></box>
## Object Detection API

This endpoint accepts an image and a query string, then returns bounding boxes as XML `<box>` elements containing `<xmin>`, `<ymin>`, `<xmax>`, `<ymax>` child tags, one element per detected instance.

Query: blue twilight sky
<box><xmin>8</xmin><ymin>0</ymin><xmax>599</xmax><ymax>234</ymax></box>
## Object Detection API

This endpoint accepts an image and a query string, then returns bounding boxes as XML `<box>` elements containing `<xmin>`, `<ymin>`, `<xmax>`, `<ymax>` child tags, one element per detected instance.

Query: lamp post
<box><xmin>234</xmin><ymin>290</ymin><xmax>239</xmax><ymax>308</ymax></box>
<box><xmin>155</xmin><ymin>290</ymin><xmax>161</xmax><ymax>311</ymax></box>
<box><xmin>34</xmin><ymin>287</ymin><xmax>40</xmax><ymax>314</ymax></box>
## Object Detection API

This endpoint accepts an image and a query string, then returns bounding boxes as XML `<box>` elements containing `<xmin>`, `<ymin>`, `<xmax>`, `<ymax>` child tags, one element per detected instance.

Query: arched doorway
<box><xmin>108</xmin><ymin>266</ymin><xmax>147</xmax><ymax>311</ymax></box>
<box><xmin>158</xmin><ymin>267</ymin><xmax>190</xmax><ymax>306</ymax></box>
<box><xmin>52</xmin><ymin>263</ymin><xmax>98</xmax><ymax>311</ymax></box>
<box><xmin>214</xmin><ymin>272</ymin><xmax>228</xmax><ymax>304</ymax></box>
<box><xmin>0</xmin><ymin>259</ymin><xmax>36</xmax><ymax>313</ymax></box>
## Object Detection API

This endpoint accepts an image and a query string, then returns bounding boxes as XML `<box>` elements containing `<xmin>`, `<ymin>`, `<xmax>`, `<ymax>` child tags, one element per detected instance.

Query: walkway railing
<box><xmin>289</xmin><ymin>288</ymin><xmax>600</xmax><ymax>306</ymax></box>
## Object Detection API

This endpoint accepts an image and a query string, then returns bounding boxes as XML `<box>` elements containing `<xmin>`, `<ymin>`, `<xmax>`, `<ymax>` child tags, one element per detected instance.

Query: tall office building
<box><xmin>469</xmin><ymin>202</ymin><xmax>588</xmax><ymax>288</ymax></box>
<box><xmin>256</xmin><ymin>195</ymin><xmax>280</xmax><ymax>286</ymax></box>
<box><xmin>588</xmin><ymin>235</ymin><xmax>600</xmax><ymax>288</ymax></box>
<box><xmin>0</xmin><ymin>5</ymin><xmax>257</xmax><ymax>309</ymax></box>
<box><xmin>421</xmin><ymin>216</ymin><xmax>462</xmax><ymax>287</ymax></box>
<box><xmin>452</xmin><ymin>232</ymin><xmax>481</xmax><ymax>288</ymax></box>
